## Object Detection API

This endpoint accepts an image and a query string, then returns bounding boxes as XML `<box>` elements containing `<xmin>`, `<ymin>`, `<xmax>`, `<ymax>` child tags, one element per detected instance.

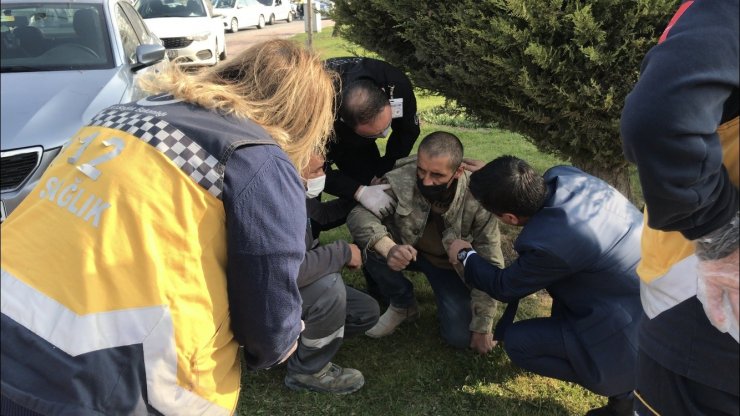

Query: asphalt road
<box><xmin>223</xmin><ymin>18</ymin><xmax>335</xmax><ymax>57</ymax></box>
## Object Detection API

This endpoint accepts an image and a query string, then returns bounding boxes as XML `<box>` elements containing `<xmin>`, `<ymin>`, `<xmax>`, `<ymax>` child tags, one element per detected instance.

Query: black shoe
<box><xmin>584</xmin><ymin>393</ymin><xmax>634</xmax><ymax>416</ymax></box>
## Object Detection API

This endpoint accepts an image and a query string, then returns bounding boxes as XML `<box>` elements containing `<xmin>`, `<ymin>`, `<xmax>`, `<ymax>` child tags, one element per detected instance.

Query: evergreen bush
<box><xmin>332</xmin><ymin>0</ymin><xmax>679</xmax><ymax>196</ymax></box>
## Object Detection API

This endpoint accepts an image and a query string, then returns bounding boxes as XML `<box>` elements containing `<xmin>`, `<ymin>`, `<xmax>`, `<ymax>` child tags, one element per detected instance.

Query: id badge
<box><xmin>389</xmin><ymin>98</ymin><xmax>403</xmax><ymax>119</ymax></box>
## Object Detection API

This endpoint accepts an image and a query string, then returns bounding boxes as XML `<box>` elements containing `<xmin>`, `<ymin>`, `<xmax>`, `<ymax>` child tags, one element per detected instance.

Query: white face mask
<box><xmin>305</xmin><ymin>174</ymin><xmax>326</xmax><ymax>198</ymax></box>
<box><xmin>361</xmin><ymin>124</ymin><xmax>392</xmax><ymax>139</ymax></box>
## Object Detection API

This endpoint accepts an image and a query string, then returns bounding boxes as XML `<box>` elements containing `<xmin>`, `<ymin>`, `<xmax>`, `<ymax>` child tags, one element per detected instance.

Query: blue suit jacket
<box><xmin>465</xmin><ymin>166</ymin><xmax>644</xmax><ymax>394</ymax></box>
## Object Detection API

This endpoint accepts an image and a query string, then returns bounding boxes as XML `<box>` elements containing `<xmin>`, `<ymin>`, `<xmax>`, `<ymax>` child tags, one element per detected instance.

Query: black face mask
<box><xmin>416</xmin><ymin>177</ymin><xmax>458</xmax><ymax>202</ymax></box>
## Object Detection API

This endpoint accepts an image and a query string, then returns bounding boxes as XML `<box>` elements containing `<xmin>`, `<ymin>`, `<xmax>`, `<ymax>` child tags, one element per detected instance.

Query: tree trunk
<box><xmin>571</xmin><ymin>158</ymin><xmax>638</xmax><ymax>207</ymax></box>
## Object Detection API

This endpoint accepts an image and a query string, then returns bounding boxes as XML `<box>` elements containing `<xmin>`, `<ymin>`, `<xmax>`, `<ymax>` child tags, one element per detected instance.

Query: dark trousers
<box><xmin>288</xmin><ymin>273</ymin><xmax>379</xmax><ymax>375</ymax></box>
<box><xmin>635</xmin><ymin>349</ymin><xmax>739</xmax><ymax>416</ymax></box>
<box><xmin>504</xmin><ymin>317</ymin><xmax>634</xmax><ymax>398</ymax></box>
<box><xmin>364</xmin><ymin>252</ymin><xmax>472</xmax><ymax>349</ymax></box>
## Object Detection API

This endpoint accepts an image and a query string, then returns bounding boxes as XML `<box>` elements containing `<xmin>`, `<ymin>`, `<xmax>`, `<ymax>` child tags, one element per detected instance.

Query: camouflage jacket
<box><xmin>347</xmin><ymin>155</ymin><xmax>505</xmax><ymax>333</ymax></box>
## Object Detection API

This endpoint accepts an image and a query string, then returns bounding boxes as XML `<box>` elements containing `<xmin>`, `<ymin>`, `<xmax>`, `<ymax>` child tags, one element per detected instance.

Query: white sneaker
<box><xmin>365</xmin><ymin>304</ymin><xmax>419</xmax><ymax>338</ymax></box>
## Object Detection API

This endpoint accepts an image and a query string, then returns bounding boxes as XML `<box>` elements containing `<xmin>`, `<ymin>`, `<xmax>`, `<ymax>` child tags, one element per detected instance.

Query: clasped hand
<box><xmin>387</xmin><ymin>244</ymin><xmax>417</xmax><ymax>271</ymax></box>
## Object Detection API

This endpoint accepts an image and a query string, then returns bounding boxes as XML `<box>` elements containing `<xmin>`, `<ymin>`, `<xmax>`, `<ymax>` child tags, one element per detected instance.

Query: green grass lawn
<box><xmin>236</xmin><ymin>28</ymin><xmax>606</xmax><ymax>415</ymax></box>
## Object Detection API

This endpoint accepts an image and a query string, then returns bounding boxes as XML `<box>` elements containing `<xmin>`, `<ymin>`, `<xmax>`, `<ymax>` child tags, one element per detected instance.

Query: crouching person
<box><xmin>347</xmin><ymin>131</ymin><xmax>504</xmax><ymax>354</ymax></box>
<box><xmin>285</xmin><ymin>153</ymin><xmax>380</xmax><ymax>394</ymax></box>
<box><xmin>449</xmin><ymin>156</ymin><xmax>644</xmax><ymax>416</ymax></box>
<box><xmin>0</xmin><ymin>39</ymin><xmax>334</xmax><ymax>415</ymax></box>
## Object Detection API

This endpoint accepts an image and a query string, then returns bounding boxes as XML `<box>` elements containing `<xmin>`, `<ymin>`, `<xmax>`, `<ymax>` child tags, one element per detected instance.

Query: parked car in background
<box><xmin>135</xmin><ymin>0</ymin><xmax>225</xmax><ymax>66</ymax></box>
<box><xmin>261</xmin><ymin>0</ymin><xmax>292</xmax><ymax>25</ymax></box>
<box><xmin>214</xmin><ymin>0</ymin><xmax>290</xmax><ymax>32</ymax></box>
<box><xmin>214</xmin><ymin>0</ymin><xmax>267</xmax><ymax>32</ymax></box>
<box><xmin>0</xmin><ymin>0</ymin><xmax>167</xmax><ymax>221</ymax></box>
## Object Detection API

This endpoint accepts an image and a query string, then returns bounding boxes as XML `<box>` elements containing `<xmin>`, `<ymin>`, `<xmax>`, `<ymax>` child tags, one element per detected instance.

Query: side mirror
<box><xmin>132</xmin><ymin>43</ymin><xmax>166</xmax><ymax>72</ymax></box>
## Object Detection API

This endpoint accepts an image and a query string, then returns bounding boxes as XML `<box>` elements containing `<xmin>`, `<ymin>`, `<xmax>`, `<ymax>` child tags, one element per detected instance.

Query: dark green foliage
<box><xmin>332</xmin><ymin>0</ymin><xmax>679</xmax><ymax>193</ymax></box>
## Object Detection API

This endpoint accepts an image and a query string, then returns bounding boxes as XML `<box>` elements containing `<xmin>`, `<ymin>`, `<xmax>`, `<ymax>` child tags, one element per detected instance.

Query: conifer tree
<box><xmin>332</xmin><ymin>0</ymin><xmax>679</xmax><ymax>196</ymax></box>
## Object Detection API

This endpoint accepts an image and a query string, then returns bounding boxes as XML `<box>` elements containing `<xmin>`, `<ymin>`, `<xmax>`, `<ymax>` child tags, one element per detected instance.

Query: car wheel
<box><xmin>219</xmin><ymin>42</ymin><xmax>227</xmax><ymax>61</ymax></box>
<box><xmin>229</xmin><ymin>17</ymin><xmax>238</xmax><ymax>33</ymax></box>
<box><xmin>268</xmin><ymin>14</ymin><xmax>275</xmax><ymax>25</ymax></box>
<box><xmin>257</xmin><ymin>15</ymin><xmax>265</xmax><ymax>29</ymax></box>
<box><xmin>286</xmin><ymin>11</ymin><xmax>293</xmax><ymax>22</ymax></box>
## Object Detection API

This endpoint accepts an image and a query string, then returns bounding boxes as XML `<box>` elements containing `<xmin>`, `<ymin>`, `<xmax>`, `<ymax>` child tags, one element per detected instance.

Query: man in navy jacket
<box><xmin>448</xmin><ymin>156</ymin><xmax>643</xmax><ymax>416</ymax></box>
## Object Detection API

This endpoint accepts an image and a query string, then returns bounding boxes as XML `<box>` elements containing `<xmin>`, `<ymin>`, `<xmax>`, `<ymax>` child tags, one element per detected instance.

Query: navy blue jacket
<box><xmin>464</xmin><ymin>166</ymin><xmax>643</xmax><ymax>391</ymax></box>
<box><xmin>621</xmin><ymin>0</ymin><xmax>739</xmax><ymax>240</ymax></box>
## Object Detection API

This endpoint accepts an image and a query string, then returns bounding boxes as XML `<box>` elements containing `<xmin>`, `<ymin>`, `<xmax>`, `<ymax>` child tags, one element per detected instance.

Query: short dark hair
<box><xmin>418</xmin><ymin>131</ymin><xmax>464</xmax><ymax>170</ymax></box>
<box><xmin>338</xmin><ymin>79</ymin><xmax>389</xmax><ymax>129</ymax></box>
<box><xmin>469</xmin><ymin>156</ymin><xmax>547</xmax><ymax>217</ymax></box>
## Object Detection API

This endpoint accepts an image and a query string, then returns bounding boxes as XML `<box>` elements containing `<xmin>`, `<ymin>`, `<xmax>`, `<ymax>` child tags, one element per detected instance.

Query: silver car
<box><xmin>0</xmin><ymin>0</ymin><xmax>167</xmax><ymax>221</ymax></box>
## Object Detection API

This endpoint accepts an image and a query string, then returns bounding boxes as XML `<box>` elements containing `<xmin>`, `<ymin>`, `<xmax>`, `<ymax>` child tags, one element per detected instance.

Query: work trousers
<box><xmin>287</xmin><ymin>273</ymin><xmax>379</xmax><ymax>375</ymax></box>
<box><xmin>634</xmin><ymin>349</ymin><xmax>739</xmax><ymax>416</ymax></box>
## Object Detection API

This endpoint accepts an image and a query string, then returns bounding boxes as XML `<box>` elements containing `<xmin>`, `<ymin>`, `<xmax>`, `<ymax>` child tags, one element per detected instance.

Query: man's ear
<box><xmin>499</xmin><ymin>213</ymin><xmax>521</xmax><ymax>226</ymax></box>
<box><xmin>453</xmin><ymin>164</ymin><xmax>465</xmax><ymax>179</ymax></box>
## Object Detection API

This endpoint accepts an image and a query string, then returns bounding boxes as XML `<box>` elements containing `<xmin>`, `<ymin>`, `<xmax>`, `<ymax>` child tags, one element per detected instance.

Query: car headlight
<box><xmin>187</xmin><ymin>31</ymin><xmax>211</xmax><ymax>41</ymax></box>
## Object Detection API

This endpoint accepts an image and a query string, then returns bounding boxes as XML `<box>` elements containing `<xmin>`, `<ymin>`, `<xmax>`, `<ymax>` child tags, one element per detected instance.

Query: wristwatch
<box><xmin>457</xmin><ymin>248</ymin><xmax>474</xmax><ymax>263</ymax></box>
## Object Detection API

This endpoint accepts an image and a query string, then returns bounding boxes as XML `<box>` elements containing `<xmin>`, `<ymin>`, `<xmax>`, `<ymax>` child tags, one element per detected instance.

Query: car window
<box><xmin>215</xmin><ymin>0</ymin><xmax>235</xmax><ymax>7</ymax></box>
<box><xmin>120</xmin><ymin>2</ymin><xmax>152</xmax><ymax>40</ymax></box>
<box><xmin>115</xmin><ymin>4</ymin><xmax>139</xmax><ymax>64</ymax></box>
<box><xmin>1</xmin><ymin>3</ymin><xmax>114</xmax><ymax>72</ymax></box>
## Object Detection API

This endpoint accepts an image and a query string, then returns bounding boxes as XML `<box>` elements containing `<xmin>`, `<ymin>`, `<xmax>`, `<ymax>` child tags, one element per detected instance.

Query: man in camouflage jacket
<box><xmin>347</xmin><ymin>131</ymin><xmax>504</xmax><ymax>354</ymax></box>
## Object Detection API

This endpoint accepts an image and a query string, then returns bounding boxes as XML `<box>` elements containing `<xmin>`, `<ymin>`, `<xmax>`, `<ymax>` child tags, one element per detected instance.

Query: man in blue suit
<box><xmin>447</xmin><ymin>156</ymin><xmax>644</xmax><ymax>416</ymax></box>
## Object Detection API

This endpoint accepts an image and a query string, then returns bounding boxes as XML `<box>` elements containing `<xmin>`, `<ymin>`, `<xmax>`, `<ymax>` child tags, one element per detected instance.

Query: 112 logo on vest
<box><xmin>39</xmin><ymin>176</ymin><xmax>111</xmax><ymax>228</ymax></box>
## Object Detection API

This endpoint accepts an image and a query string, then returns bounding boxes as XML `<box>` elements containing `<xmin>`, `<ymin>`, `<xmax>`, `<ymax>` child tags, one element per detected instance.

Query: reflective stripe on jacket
<box><xmin>638</xmin><ymin>117</ymin><xmax>739</xmax><ymax>318</ymax></box>
<box><xmin>1</xmin><ymin>98</ymin><xmax>277</xmax><ymax>415</ymax></box>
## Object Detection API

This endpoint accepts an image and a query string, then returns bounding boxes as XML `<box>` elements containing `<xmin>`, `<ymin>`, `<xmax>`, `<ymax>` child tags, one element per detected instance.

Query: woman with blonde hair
<box><xmin>1</xmin><ymin>39</ymin><xmax>335</xmax><ymax>415</ymax></box>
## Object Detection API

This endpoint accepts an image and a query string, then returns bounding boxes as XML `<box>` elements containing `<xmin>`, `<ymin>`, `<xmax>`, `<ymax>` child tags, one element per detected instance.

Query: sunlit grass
<box><xmin>236</xmin><ymin>27</ymin><xmax>607</xmax><ymax>415</ymax></box>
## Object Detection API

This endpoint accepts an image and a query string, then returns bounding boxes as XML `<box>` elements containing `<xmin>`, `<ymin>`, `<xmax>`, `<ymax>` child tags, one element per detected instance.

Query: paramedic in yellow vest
<box><xmin>0</xmin><ymin>39</ymin><xmax>336</xmax><ymax>416</ymax></box>
<box><xmin>621</xmin><ymin>0</ymin><xmax>739</xmax><ymax>414</ymax></box>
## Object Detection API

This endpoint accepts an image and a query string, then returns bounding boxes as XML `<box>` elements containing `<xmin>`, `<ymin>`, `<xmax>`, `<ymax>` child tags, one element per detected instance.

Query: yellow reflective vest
<box><xmin>1</xmin><ymin>99</ymin><xmax>278</xmax><ymax>415</ymax></box>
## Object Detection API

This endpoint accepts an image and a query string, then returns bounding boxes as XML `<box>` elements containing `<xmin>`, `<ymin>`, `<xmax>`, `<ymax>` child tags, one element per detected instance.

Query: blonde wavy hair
<box><xmin>138</xmin><ymin>39</ymin><xmax>336</xmax><ymax>173</ymax></box>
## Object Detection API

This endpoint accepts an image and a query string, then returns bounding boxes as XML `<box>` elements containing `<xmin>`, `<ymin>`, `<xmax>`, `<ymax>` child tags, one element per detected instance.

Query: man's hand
<box><xmin>461</xmin><ymin>158</ymin><xmax>486</xmax><ymax>173</ymax></box>
<box><xmin>346</xmin><ymin>243</ymin><xmax>362</xmax><ymax>269</ymax></box>
<box><xmin>277</xmin><ymin>320</ymin><xmax>305</xmax><ymax>364</ymax></box>
<box><xmin>355</xmin><ymin>184</ymin><xmax>397</xmax><ymax>218</ymax></box>
<box><xmin>370</xmin><ymin>176</ymin><xmax>384</xmax><ymax>185</ymax></box>
<box><xmin>470</xmin><ymin>331</ymin><xmax>496</xmax><ymax>355</ymax></box>
<box><xmin>447</xmin><ymin>239</ymin><xmax>473</xmax><ymax>265</ymax></box>
<box><xmin>387</xmin><ymin>244</ymin><xmax>417</xmax><ymax>271</ymax></box>
<box><xmin>697</xmin><ymin>248</ymin><xmax>739</xmax><ymax>341</ymax></box>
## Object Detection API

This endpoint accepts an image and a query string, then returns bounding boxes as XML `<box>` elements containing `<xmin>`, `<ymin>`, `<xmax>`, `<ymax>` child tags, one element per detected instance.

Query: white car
<box><xmin>0</xmin><ymin>0</ymin><xmax>167</xmax><ymax>221</ymax></box>
<box><xmin>261</xmin><ymin>0</ymin><xmax>293</xmax><ymax>25</ymax></box>
<box><xmin>215</xmin><ymin>0</ymin><xmax>291</xmax><ymax>33</ymax></box>
<box><xmin>136</xmin><ymin>0</ymin><xmax>225</xmax><ymax>66</ymax></box>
